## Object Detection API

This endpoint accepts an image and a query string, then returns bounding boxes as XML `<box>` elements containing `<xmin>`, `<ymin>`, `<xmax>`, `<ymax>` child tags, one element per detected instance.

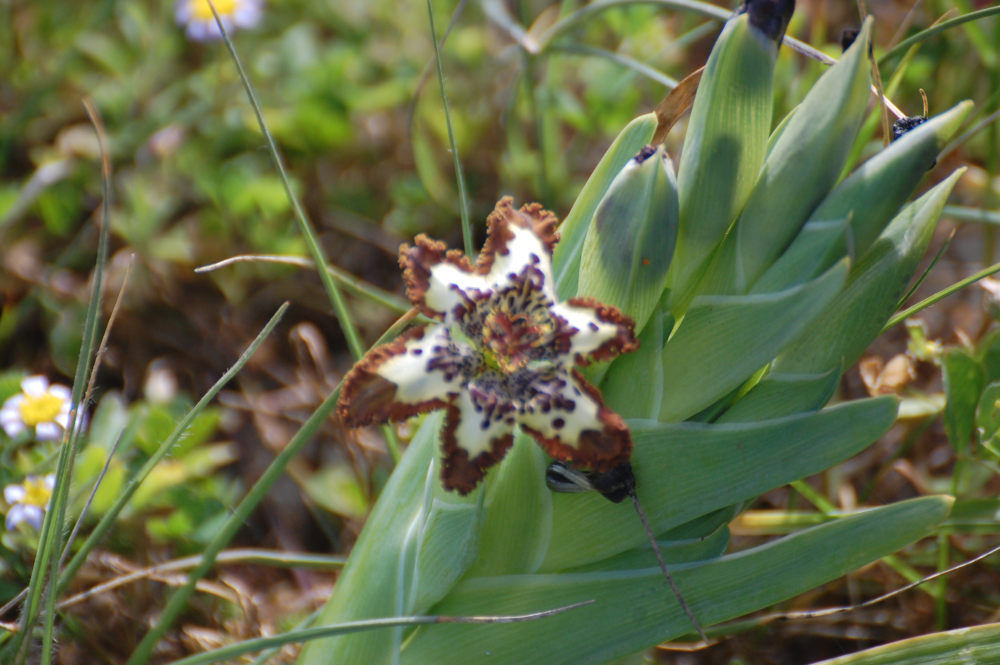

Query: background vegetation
<box><xmin>1</xmin><ymin>0</ymin><xmax>999</xmax><ymax>663</ymax></box>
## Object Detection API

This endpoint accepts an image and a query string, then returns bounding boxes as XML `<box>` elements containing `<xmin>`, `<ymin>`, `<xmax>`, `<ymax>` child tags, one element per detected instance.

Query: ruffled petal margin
<box><xmin>519</xmin><ymin>369</ymin><xmax>632</xmax><ymax>472</ymax></box>
<box><xmin>556</xmin><ymin>297</ymin><xmax>638</xmax><ymax>365</ymax></box>
<box><xmin>440</xmin><ymin>391</ymin><xmax>516</xmax><ymax>494</ymax></box>
<box><xmin>337</xmin><ymin>325</ymin><xmax>468</xmax><ymax>427</ymax></box>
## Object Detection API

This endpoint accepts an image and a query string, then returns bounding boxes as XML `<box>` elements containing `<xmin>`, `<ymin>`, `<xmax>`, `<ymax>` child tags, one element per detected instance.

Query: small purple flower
<box><xmin>4</xmin><ymin>475</ymin><xmax>56</xmax><ymax>531</ymax></box>
<box><xmin>1</xmin><ymin>375</ymin><xmax>73</xmax><ymax>441</ymax></box>
<box><xmin>175</xmin><ymin>0</ymin><xmax>263</xmax><ymax>42</ymax></box>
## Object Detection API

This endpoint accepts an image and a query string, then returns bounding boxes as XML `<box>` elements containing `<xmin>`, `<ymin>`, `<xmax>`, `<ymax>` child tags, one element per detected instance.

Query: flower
<box><xmin>0</xmin><ymin>376</ymin><xmax>73</xmax><ymax>441</ymax></box>
<box><xmin>4</xmin><ymin>474</ymin><xmax>55</xmax><ymax>531</ymax></box>
<box><xmin>175</xmin><ymin>0</ymin><xmax>263</xmax><ymax>41</ymax></box>
<box><xmin>337</xmin><ymin>198</ymin><xmax>639</xmax><ymax>494</ymax></box>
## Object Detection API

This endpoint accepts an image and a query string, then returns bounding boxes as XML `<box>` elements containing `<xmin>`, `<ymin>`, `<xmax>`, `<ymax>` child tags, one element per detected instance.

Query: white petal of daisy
<box><xmin>35</xmin><ymin>422</ymin><xmax>62</xmax><ymax>442</ymax></box>
<box><xmin>21</xmin><ymin>375</ymin><xmax>50</xmax><ymax>397</ymax></box>
<box><xmin>21</xmin><ymin>505</ymin><xmax>45</xmax><ymax>530</ymax></box>
<box><xmin>4</xmin><ymin>484</ymin><xmax>25</xmax><ymax>504</ymax></box>
<box><xmin>1</xmin><ymin>396</ymin><xmax>26</xmax><ymax>438</ymax></box>
<box><xmin>1</xmin><ymin>419</ymin><xmax>25</xmax><ymax>438</ymax></box>
<box><xmin>6</xmin><ymin>504</ymin><xmax>28</xmax><ymax>531</ymax></box>
<box><xmin>49</xmin><ymin>384</ymin><xmax>72</xmax><ymax>402</ymax></box>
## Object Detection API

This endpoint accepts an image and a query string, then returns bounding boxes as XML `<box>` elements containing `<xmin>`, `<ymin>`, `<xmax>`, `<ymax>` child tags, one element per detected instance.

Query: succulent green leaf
<box><xmin>568</xmin><ymin>519</ymin><xmax>731</xmax><ymax>573</ymax></box>
<box><xmin>942</xmin><ymin>347</ymin><xmax>984</xmax><ymax>452</ymax></box>
<box><xmin>775</xmin><ymin>168</ymin><xmax>966</xmax><ymax>374</ymax></box>
<box><xmin>399</xmin><ymin>496</ymin><xmax>950</xmax><ymax>665</ymax></box>
<box><xmin>810</xmin><ymin>621</ymin><xmax>1000</xmax><ymax>665</ymax></box>
<box><xmin>716</xmin><ymin>369</ymin><xmax>839</xmax><ymax>423</ymax></box>
<box><xmin>543</xmin><ymin>396</ymin><xmax>897</xmax><ymax>571</ymax></box>
<box><xmin>706</xmin><ymin>18</ymin><xmax>873</xmax><ymax>295</ymax></box>
<box><xmin>803</xmin><ymin>101</ymin><xmax>973</xmax><ymax>274</ymax></box>
<box><xmin>657</xmin><ymin>260</ymin><xmax>848</xmax><ymax>423</ymax></box>
<box><xmin>752</xmin><ymin>217</ymin><xmax>849</xmax><ymax>293</ymax></box>
<box><xmin>298</xmin><ymin>412</ymin><xmax>482</xmax><ymax>665</ymax></box>
<box><xmin>668</xmin><ymin>12</ymin><xmax>777</xmax><ymax>309</ymax></box>
<box><xmin>465</xmin><ymin>432</ymin><xmax>552</xmax><ymax>577</ymax></box>
<box><xmin>578</xmin><ymin>146</ymin><xmax>679</xmax><ymax>334</ymax></box>
<box><xmin>553</xmin><ymin>113</ymin><xmax>657</xmax><ymax>299</ymax></box>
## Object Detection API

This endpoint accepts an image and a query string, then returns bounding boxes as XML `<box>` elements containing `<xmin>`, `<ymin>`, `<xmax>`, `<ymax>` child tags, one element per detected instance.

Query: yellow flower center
<box><xmin>21</xmin><ymin>477</ymin><xmax>53</xmax><ymax>508</ymax></box>
<box><xmin>190</xmin><ymin>0</ymin><xmax>239</xmax><ymax>21</ymax></box>
<box><xmin>19</xmin><ymin>391</ymin><xmax>65</xmax><ymax>427</ymax></box>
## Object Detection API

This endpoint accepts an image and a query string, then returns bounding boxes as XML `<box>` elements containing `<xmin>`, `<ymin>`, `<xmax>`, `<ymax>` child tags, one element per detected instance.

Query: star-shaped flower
<box><xmin>337</xmin><ymin>198</ymin><xmax>639</xmax><ymax>494</ymax></box>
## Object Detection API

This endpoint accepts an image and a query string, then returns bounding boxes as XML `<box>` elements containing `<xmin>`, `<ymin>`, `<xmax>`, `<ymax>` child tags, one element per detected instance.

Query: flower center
<box><xmin>475</xmin><ymin>276</ymin><xmax>559</xmax><ymax>374</ymax></box>
<box><xmin>19</xmin><ymin>391</ymin><xmax>65</xmax><ymax>427</ymax></box>
<box><xmin>21</xmin><ymin>477</ymin><xmax>53</xmax><ymax>508</ymax></box>
<box><xmin>190</xmin><ymin>0</ymin><xmax>239</xmax><ymax>21</ymax></box>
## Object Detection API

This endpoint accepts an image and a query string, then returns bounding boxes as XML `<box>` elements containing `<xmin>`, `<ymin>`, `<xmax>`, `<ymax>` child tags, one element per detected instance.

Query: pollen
<box><xmin>19</xmin><ymin>391</ymin><xmax>66</xmax><ymax>427</ymax></box>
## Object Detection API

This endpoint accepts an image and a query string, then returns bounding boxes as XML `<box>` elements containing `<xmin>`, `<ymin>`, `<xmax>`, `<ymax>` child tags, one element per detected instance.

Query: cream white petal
<box><xmin>484</xmin><ymin>225</ymin><xmax>556</xmax><ymax>299</ymax></box>
<box><xmin>4</xmin><ymin>484</ymin><xmax>25</xmax><ymax>504</ymax></box>
<box><xmin>375</xmin><ymin>326</ymin><xmax>471</xmax><ymax>405</ymax></box>
<box><xmin>21</xmin><ymin>375</ymin><xmax>50</xmax><ymax>397</ymax></box>
<box><xmin>552</xmin><ymin>302</ymin><xmax>625</xmax><ymax>362</ymax></box>
<box><xmin>35</xmin><ymin>422</ymin><xmax>62</xmax><ymax>441</ymax></box>
<box><xmin>448</xmin><ymin>389</ymin><xmax>516</xmax><ymax>459</ymax></box>
<box><xmin>424</xmin><ymin>263</ymin><xmax>489</xmax><ymax>318</ymax></box>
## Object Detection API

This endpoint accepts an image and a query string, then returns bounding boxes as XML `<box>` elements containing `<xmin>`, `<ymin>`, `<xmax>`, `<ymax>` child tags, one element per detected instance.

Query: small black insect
<box><xmin>546</xmin><ymin>460</ymin><xmax>707</xmax><ymax>643</ymax></box>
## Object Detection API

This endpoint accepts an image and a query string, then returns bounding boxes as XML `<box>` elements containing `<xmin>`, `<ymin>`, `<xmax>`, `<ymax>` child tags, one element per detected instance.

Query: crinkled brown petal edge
<box><xmin>565</xmin><ymin>296</ymin><xmax>639</xmax><ymax>365</ymax></box>
<box><xmin>478</xmin><ymin>197</ymin><xmax>560</xmax><ymax>274</ymax></box>
<box><xmin>521</xmin><ymin>369</ymin><xmax>633</xmax><ymax>473</ymax></box>
<box><xmin>439</xmin><ymin>399</ymin><xmax>516</xmax><ymax>495</ymax></box>
<box><xmin>336</xmin><ymin>326</ymin><xmax>448</xmax><ymax>427</ymax></box>
<box><xmin>400</xmin><ymin>234</ymin><xmax>474</xmax><ymax>319</ymax></box>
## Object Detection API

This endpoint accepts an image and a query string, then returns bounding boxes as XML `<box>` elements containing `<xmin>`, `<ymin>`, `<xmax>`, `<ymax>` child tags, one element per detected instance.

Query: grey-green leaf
<box><xmin>553</xmin><ymin>113</ymin><xmax>657</xmax><ymax>299</ymax></box>
<box><xmin>578</xmin><ymin>146</ymin><xmax>678</xmax><ymax>334</ymax></box>
<box><xmin>707</xmin><ymin>17</ymin><xmax>873</xmax><ymax>295</ymax></box>
<box><xmin>657</xmin><ymin>260</ymin><xmax>847</xmax><ymax>423</ymax></box>
<box><xmin>543</xmin><ymin>396</ymin><xmax>897</xmax><ymax>571</ymax></box>
<box><xmin>399</xmin><ymin>496</ymin><xmax>951</xmax><ymax>665</ymax></box>
<box><xmin>775</xmin><ymin>168</ymin><xmax>966</xmax><ymax>374</ymax></box>
<box><xmin>668</xmin><ymin>11</ymin><xmax>778</xmax><ymax>309</ymax></box>
<box><xmin>805</xmin><ymin>101</ymin><xmax>972</xmax><ymax>275</ymax></box>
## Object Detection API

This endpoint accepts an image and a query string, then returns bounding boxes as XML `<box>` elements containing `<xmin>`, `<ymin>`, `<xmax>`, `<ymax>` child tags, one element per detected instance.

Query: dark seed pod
<box><xmin>892</xmin><ymin>116</ymin><xmax>928</xmax><ymax>142</ymax></box>
<box><xmin>840</xmin><ymin>28</ymin><xmax>859</xmax><ymax>52</ymax></box>
<box><xmin>741</xmin><ymin>0</ymin><xmax>795</xmax><ymax>44</ymax></box>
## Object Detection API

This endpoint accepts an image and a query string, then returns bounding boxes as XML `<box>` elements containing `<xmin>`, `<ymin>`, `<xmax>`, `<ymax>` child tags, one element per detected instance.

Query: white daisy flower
<box><xmin>0</xmin><ymin>375</ymin><xmax>74</xmax><ymax>441</ymax></box>
<box><xmin>175</xmin><ymin>0</ymin><xmax>264</xmax><ymax>41</ymax></box>
<box><xmin>4</xmin><ymin>474</ymin><xmax>56</xmax><ymax>531</ymax></box>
